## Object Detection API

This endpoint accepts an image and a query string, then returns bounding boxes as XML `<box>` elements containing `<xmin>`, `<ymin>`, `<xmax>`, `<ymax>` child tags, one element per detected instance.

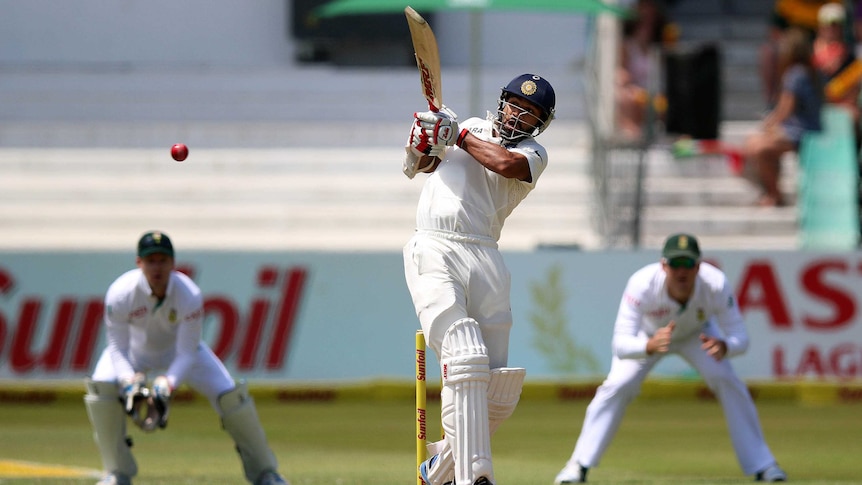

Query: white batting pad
<box><xmin>440</xmin><ymin>318</ymin><xmax>492</xmax><ymax>485</ymax></box>
<box><xmin>218</xmin><ymin>382</ymin><xmax>279</xmax><ymax>483</ymax></box>
<box><xmin>487</xmin><ymin>367</ymin><xmax>526</xmax><ymax>433</ymax></box>
<box><xmin>424</xmin><ymin>439</ymin><xmax>455</xmax><ymax>485</ymax></box>
<box><xmin>84</xmin><ymin>379</ymin><xmax>138</xmax><ymax>478</ymax></box>
<box><xmin>423</xmin><ymin>367</ymin><xmax>525</xmax><ymax>485</ymax></box>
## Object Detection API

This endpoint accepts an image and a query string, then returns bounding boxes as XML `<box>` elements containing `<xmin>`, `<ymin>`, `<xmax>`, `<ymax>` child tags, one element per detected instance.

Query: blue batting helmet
<box><xmin>501</xmin><ymin>73</ymin><xmax>556</xmax><ymax>123</ymax></box>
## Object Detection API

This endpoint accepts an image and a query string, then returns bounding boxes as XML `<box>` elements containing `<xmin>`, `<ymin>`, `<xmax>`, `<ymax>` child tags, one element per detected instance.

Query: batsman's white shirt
<box><xmin>414</xmin><ymin>117</ymin><xmax>548</xmax><ymax>242</ymax></box>
<box><xmin>92</xmin><ymin>268</ymin><xmax>234</xmax><ymax>404</ymax></box>
<box><xmin>613</xmin><ymin>261</ymin><xmax>749</xmax><ymax>359</ymax></box>
<box><xmin>404</xmin><ymin>116</ymin><xmax>547</xmax><ymax>368</ymax></box>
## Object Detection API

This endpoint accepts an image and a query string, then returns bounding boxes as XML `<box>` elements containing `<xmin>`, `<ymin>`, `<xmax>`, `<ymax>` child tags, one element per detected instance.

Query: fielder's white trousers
<box><xmin>567</xmin><ymin>334</ymin><xmax>777</xmax><ymax>475</ymax></box>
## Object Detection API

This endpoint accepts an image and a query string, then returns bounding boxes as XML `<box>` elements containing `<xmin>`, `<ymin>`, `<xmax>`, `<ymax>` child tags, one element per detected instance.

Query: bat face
<box><xmin>405</xmin><ymin>6</ymin><xmax>443</xmax><ymax>112</ymax></box>
<box><xmin>416</xmin><ymin>55</ymin><xmax>440</xmax><ymax>111</ymax></box>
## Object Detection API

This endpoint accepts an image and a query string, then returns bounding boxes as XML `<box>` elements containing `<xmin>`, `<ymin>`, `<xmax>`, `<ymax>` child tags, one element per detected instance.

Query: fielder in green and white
<box><xmin>554</xmin><ymin>233</ymin><xmax>787</xmax><ymax>483</ymax></box>
<box><xmin>84</xmin><ymin>231</ymin><xmax>288</xmax><ymax>485</ymax></box>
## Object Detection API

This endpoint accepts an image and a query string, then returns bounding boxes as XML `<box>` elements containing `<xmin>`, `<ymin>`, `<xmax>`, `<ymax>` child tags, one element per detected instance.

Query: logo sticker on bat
<box><xmin>418</xmin><ymin>59</ymin><xmax>437</xmax><ymax>108</ymax></box>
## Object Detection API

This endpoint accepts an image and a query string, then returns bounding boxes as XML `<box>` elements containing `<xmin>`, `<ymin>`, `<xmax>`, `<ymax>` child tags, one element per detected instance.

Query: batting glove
<box><xmin>408</xmin><ymin>119</ymin><xmax>448</xmax><ymax>158</ymax></box>
<box><xmin>408</xmin><ymin>119</ymin><xmax>434</xmax><ymax>156</ymax></box>
<box><xmin>428</xmin><ymin>143</ymin><xmax>446</xmax><ymax>159</ymax></box>
<box><xmin>404</xmin><ymin>145</ymin><xmax>442</xmax><ymax>179</ymax></box>
<box><xmin>415</xmin><ymin>110</ymin><xmax>459</xmax><ymax>147</ymax></box>
<box><xmin>403</xmin><ymin>148</ymin><xmax>420</xmax><ymax>179</ymax></box>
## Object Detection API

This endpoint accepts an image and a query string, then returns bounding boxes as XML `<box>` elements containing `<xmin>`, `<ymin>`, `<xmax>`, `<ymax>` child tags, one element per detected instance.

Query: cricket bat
<box><xmin>405</xmin><ymin>6</ymin><xmax>443</xmax><ymax>113</ymax></box>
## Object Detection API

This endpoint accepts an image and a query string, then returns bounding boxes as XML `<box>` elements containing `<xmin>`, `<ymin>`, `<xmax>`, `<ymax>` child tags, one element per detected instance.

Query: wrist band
<box><xmin>457</xmin><ymin>128</ymin><xmax>469</xmax><ymax>148</ymax></box>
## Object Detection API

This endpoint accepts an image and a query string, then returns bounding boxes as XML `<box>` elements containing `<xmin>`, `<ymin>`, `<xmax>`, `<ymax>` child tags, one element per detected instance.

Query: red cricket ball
<box><xmin>171</xmin><ymin>143</ymin><xmax>188</xmax><ymax>162</ymax></box>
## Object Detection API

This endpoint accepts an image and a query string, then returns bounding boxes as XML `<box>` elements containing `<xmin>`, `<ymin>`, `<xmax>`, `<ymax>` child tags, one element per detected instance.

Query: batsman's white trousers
<box><xmin>91</xmin><ymin>343</ymin><xmax>235</xmax><ymax>413</ymax></box>
<box><xmin>567</xmin><ymin>333</ymin><xmax>777</xmax><ymax>475</ymax></box>
<box><xmin>403</xmin><ymin>231</ymin><xmax>513</xmax><ymax>369</ymax></box>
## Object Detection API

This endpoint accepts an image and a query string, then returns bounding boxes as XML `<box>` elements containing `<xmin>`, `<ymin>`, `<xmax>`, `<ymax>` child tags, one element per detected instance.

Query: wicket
<box><xmin>415</xmin><ymin>329</ymin><xmax>427</xmax><ymax>485</ymax></box>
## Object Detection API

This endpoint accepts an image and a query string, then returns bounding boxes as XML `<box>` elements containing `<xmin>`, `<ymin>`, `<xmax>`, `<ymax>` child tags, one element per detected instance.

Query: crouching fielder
<box><xmin>84</xmin><ymin>231</ymin><xmax>288</xmax><ymax>485</ymax></box>
<box><xmin>403</xmin><ymin>74</ymin><xmax>556</xmax><ymax>485</ymax></box>
<box><xmin>553</xmin><ymin>233</ymin><xmax>786</xmax><ymax>483</ymax></box>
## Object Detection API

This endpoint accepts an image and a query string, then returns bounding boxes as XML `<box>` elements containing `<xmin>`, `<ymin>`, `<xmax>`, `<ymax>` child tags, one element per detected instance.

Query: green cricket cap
<box><xmin>662</xmin><ymin>233</ymin><xmax>700</xmax><ymax>260</ymax></box>
<box><xmin>138</xmin><ymin>231</ymin><xmax>174</xmax><ymax>258</ymax></box>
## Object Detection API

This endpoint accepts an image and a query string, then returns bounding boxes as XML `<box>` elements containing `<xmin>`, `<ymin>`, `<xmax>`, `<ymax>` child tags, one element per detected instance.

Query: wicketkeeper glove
<box><xmin>119</xmin><ymin>372</ymin><xmax>149</xmax><ymax>417</ymax></box>
<box><xmin>147</xmin><ymin>375</ymin><xmax>172</xmax><ymax>431</ymax></box>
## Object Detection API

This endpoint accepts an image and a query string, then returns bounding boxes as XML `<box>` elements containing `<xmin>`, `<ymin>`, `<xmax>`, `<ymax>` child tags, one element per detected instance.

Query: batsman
<box><xmin>402</xmin><ymin>73</ymin><xmax>556</xmax><ymax>485</ymax></box>
<box><xmin>84</xmin><ymin>231</ymin><xmax>288</xmax><ymax>485</ymax></box>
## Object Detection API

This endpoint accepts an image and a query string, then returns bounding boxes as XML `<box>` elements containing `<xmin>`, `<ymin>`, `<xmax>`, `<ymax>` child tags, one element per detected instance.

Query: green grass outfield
<box><xmin>1</xmin><ymin>380</ymin><xmax>861</xmax><ymax>484</ymax></box>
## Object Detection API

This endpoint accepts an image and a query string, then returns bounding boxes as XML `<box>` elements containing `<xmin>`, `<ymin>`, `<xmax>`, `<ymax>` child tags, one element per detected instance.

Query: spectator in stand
<box><xmin>615</xmin><ymin>0</ymin><xmax>668</xmax><ymax>140</ymax></box>
<box><xmin>814</xmin><ymin>3</ymin><xmax>855</xmax><ymax>76</ymax></box>
<box><xmin>814</xmin><ymin>3</ymin><xmax>862</xmax><ymax>147</ymax></box>
<box><xmin>744</xmin><ymin>27</ymin><xmax>824</xmax><ymax>208</ymax></box>
<box><xmin>854</xmin><ymin>0</ymin><xmax>862</xmax><ymax>58</ymax></box>
<box><xmin>759</xmin><ymin>0</ymin><xmax>840</xmax><ymax>109</ymax></box>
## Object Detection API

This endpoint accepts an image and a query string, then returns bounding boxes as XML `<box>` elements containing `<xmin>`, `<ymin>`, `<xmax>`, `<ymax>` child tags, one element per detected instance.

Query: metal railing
<box><xmin>583</xmin><ymin>14</ymin><xmax>660</xmax><ymax>249</ymax></box>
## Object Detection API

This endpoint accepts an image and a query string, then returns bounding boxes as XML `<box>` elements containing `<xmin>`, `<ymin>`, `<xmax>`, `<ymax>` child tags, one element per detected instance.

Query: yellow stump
<box><xmin>416</xmin><ymin>330</ymin><xmax>427</xmax><ymax>485</ymax></box>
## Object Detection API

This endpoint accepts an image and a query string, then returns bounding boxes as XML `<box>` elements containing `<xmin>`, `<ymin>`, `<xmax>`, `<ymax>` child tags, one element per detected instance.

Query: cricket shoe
<box><xmin>255</xmin><ymin>470</ymin><xmax>289</xmax><ymax>485</ymax></box>
<box><xmin>554</xmin><ymin>464</ymin><xmax>588</xmax><ymax>483</ymax></box>
<box><xmin>755</xmin><ymin>464</ymin><xmax>787</xmax><ymax>482</ymax></box>
<box><xmin>96</xmin><ymin>473</ymin><xmax>131</xmax><ymax>485</ymax></box>
<box><xmin>473</xmin><ymin>477</ymin><xmax>494</xmax><ymax>485</ymax></box>
<box><xmin>419</xmin><ymin>454</ymin><xmax>453</xmax><ymax>485</ymax></box>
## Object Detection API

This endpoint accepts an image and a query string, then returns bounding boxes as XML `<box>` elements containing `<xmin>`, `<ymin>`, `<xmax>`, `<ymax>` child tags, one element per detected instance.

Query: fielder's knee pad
<box><xmin>439</xmin><ymin>318</ymin><xmax>493</xmax><ymax>484</ymax></box>
<box><xmin>218</xmin><ymin>381</ymin><xmax>279</xmax><ymax>484</ymax></box>
<box><xmin>84</xmin><ymin>379</ymin><xmax>137</xmax><ymax>479</ymax></box>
